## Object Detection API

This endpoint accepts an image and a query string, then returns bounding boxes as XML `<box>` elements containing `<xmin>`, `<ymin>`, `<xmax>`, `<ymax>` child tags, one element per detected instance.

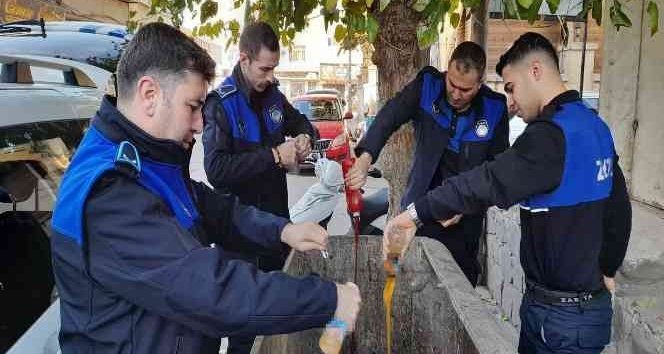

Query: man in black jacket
<box><xmin>384</xmin><ymin>32</ymin><xmax>631</xmax><ymax>354</ymax></box>
<box><xmin>202</xmin><ymin>22</ymin><xmax>316</xmax><ymax>270</ymax></box>
<box><xmin>51</xmin><ymin>23</ymin><xmax>360</xmax><ymax>354</ymax></box>
<box><xmin>347</xmin><ymin>42</ymin><xmax>509</xmax><ymax>286</ymax></box>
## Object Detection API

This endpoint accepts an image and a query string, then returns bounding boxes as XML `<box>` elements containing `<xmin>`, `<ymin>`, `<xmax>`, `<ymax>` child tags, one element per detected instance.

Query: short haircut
<box><xmin>496</xmin><ymin>32</ymin><xmax>559</xmax><ymax>76</ymax></box>
<box><xmin>116</xmin><ymin>22</ymin><xmax>215</xmax><ymax>101</ymax></box>
<box><xmin>239</xmin><ymin>22</ymin><xmax>280</xmax><ymax>59</ymax></box>
<box><xmin>449</xmin><ymin>41</ymin><xmax>486</xmax><ymax>76</ymax></box>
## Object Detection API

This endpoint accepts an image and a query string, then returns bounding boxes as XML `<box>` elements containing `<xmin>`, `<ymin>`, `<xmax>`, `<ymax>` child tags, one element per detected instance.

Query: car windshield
<box><xmin>293</xmin><ymin>99</ymin><xmax>340</xmax><ymax>121</ymax></box>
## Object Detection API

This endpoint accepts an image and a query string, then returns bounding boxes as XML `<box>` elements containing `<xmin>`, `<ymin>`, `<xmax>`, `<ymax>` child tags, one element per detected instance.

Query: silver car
<box><xmin>0</xmin><ymin>54</ymin><xmax>107</xmax><ymax>353</ymax></box>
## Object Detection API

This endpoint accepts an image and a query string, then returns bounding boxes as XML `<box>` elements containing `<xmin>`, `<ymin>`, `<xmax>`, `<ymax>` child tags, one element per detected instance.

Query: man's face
<box><xmin>445</xmin><ymin>61</ymin><xmax>482</xmax><ymax>111</ymax></box>
<box><xmin>240</xmin><ymin>47</ymin><xmax>279</xmax><ymax>93</ymax></box>
<box><xmin>155</xmin><ymin>72</ymin><xmax>208</xmax><ymax>149</ymax></box>
<box><xmin>501</xmin><ymin>64</ymin><xmax>539</xmax><ymax>122</ymax></box>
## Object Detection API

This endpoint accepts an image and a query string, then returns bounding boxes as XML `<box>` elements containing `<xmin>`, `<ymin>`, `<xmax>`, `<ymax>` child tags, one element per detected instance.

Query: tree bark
<box><xmin>371</xmin><ymin>0</ymin><xmax>429</xmax><ymax>217</ymax></box>
<box><xmin>470</xmin><ymin>0</ymin><xmax>490</xmax><ymax>51</ymax></box>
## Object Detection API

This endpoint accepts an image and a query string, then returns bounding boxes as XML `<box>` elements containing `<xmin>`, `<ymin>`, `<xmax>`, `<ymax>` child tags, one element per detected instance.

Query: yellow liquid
<box><xmin>384</xmin><ymin>275</ymin><xmax>396</xmax><ymax>354</ymax></box>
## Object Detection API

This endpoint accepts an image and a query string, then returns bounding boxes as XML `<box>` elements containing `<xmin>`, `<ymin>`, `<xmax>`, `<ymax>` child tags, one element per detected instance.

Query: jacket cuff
<box><xmin>414</xmin><ymin>197</ymin><xmax>433</xmax><ymax>224</ymax></box>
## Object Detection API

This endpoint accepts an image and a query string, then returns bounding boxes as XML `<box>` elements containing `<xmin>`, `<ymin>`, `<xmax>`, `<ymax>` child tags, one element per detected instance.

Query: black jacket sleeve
<box><xmin>84</xmin><ymin>173</ymin><xmax>336</xmax><ymax>338</ymax></box>
<box><xmin>202</xmin><ymin>93</ymin><xmax>277</xmax><ymax>189</ymax></box>
<box><xmin>415</xmin><ymin>121</ymin><xmax>566</xmax><ymax>221</ymax></box>
<box><xmin>191</xmin><ymin>180</ymin><xmax>289</xmax><ymax>250</ymax></box>
<box><xmin>599</xmin><ymin>158</ymin><xmax>632</xmax><ymax>277</ymax></box>
<box><xmin>281</xmin><ymin>94</ymin><xmax>319</xmax><ymax>142</ymax></box>
<box><xmin>354</xmin><ymin>74</ymin><xmax>423</xmax><ymax>163</ymax></box>
<box><xmin>488</xmin><ymin>105</ymin><xmax>510</xmax><ymax>159</ymax></box>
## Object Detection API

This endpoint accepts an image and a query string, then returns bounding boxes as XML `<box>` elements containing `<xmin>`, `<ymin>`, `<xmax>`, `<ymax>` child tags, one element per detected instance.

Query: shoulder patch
<box><xmin>215</xmin><ymin>84</ymin><xmax>237</xmax><ymax>100</ymax></box>
<box><xmin>114</xmin><ymin>141</ymin><xmax>141</xmax><ymax>178</ymax></box>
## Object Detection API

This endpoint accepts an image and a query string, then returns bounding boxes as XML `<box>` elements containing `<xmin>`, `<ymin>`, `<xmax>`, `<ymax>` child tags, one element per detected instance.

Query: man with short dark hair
<box><xmin>202</xmin><ymin>21</ymin><xmax>316</xmax><ymax>263</ymax></box>
<box><xmin>384</xmin><ymin>32</ymin><xmax>631</xmax><ymax>354</ymax></box>
<box><xmin>51</xmin><ymin>22</ymin><xmax>360</xmax><ymax>354</ymax></box>
<box><xmin>347</xmin><ymin>41</ymin><xmax>509</xmax><ymax>286</ymax></box>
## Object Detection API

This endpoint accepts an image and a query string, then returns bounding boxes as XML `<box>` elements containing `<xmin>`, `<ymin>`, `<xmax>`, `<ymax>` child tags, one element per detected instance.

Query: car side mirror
<box><xmin>343</xmin><ymin>111</ymin><xmax>353</xmax><ymax>120</ymax></box>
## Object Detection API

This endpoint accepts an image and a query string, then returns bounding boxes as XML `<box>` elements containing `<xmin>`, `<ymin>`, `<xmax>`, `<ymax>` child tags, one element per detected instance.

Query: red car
<box><xmin>292</xmin><ymin>93</ymin><xmax>353</xmax><ymax>167</ymax></box>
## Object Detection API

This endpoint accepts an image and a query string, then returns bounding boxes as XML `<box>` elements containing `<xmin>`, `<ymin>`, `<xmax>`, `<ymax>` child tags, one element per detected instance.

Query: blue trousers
<box><xmin>518</xmin><ymin>291</ymin><xmax>612</xmax><ymax>353</ymax></box>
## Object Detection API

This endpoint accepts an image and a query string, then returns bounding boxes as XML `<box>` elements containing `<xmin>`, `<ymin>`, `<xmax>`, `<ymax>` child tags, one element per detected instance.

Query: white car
<box><xmin>0</xmin><ymin>54</ymin><xmax>107</xmax><ymax>353</ymax></box>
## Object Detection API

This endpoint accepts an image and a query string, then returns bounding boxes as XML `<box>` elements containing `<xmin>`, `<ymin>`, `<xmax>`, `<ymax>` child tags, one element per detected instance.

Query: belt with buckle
<box><xmin>525</xmin><ymin>280</ymin><xmax>607</xmax><ymax>306</ymax></box>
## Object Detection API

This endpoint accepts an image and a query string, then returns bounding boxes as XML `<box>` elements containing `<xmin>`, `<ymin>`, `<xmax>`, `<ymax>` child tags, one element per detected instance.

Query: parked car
<box><xmin>292</xmin><ymin>93</ymin><xmax>354</xmax><ymax>168</ymax></box>
<box><xmin>0</xmin><ymin>20</ymin><xmax>131</xmax><ymax>73</ymax></box>
<box><xmin>0</xmin><ymin>54</ymin><xmax>105</xmax><ymax>353</ymax></box>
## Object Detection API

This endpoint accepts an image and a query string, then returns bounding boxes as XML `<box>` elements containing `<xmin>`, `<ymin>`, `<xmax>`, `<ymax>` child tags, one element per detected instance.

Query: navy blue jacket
<box><xmin>50</xmin><ymin>97</ymin><xmax>336</xmax><ymax>354</ymax></box>
<box><xmin>202</xmin><ymin>65</ymin><xmax>317</xmax><ymax>218</ymax></box>
<box><xmin>415</xmin><ymin>91</ymin><xmax>632</xmax><ymax>292</ymax></box>
<box><xmin>355</xmin><ymin>66</ymin><xmax>509</xmax><ymax>209</ymax></box>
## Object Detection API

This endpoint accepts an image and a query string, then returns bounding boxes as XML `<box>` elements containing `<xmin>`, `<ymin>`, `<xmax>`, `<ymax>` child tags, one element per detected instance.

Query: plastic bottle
<box><xmin>319</xmin><ymin>319</ymin><xmax>348</xmax><ymax>354</ymax></box>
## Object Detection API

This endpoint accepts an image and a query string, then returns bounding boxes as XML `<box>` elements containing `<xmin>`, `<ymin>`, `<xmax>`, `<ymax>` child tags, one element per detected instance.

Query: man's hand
<box><xmin>276</xmin><ymin>140</ymin><xmax>297</xmax><ymax>169</ymax></box>
<box><xmin>383</xmin><ymin>211</ymin><xmax>417</xmax><ymax>261</ymax></box>
<box><xmin>334</xmin><ymin>282</ymin><xmax>361</xmax><ymax>332</ymax></box>
<box><xmin>294</xmin><ymin>134</ymin><xmax>312</xmax><ymax>161</ymax></box>
<box><xmin>345</xmin><ymin>152</ymin><xmax>372</xmax><ymax>190</ymax></box>
<box><xmin>603</xmin><ymin>275</ymin><xmax>616</xmax><ymax>293</ymax></box>
<box><xmin>280</xmin><ymin>222</ymin><xmax>328</xmax><ymax>252</ymax></box>
<box><xmin>437</xmin><ymin>214</ymin><xmax>462</xmax><ymax>228</ymax></box>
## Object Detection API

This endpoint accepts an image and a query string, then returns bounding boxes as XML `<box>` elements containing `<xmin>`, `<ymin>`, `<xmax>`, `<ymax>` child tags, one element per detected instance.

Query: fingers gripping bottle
<box><xmin>319</xmin><ymin>319</ymin><xmax>348</xmax><ymax>354</ymax></box>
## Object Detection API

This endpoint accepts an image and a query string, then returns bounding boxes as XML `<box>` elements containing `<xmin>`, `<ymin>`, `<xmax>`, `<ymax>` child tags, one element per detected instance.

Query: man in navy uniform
<box><xmin>384</xmin><ymin>32</ymin><xmax>631</xmax><ymax>354</ymax></box>
<box><xmin>202</xmin><ymin>22</ymin><xmax>316</xmax><ymax>269</ymax></box>
<box><xmin>51</xmin><ymin>23</ymin><xmax>360</xmax><ymax>354</ymax></box>
<box><xmin>347</xmin><ymin>42</ymin><xmax>509</xmax><ymax>286</ymax></box>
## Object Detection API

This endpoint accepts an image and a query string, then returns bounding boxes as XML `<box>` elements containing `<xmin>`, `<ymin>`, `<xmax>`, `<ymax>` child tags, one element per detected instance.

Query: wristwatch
<box><xmin>406</xmin><ymin>202</ymin><xmax>423</xmax><ymax>229</ymax></box>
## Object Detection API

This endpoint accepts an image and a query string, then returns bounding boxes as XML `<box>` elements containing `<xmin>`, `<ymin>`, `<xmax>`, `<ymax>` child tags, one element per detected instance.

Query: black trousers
<box><xmin>418</xmin><ymin>213</ymin><xmax>484</xmax><ymax>287</ymax></box>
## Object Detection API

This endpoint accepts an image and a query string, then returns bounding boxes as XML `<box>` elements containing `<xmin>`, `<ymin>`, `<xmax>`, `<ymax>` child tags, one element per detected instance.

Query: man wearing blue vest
<box><xmin>347</xmin><ymin>42</ymin><xmax>510</xmax><ymax>286</ymax></box>
<box><xmin>202</xmin><ymin>22</ymin><xmax>316</xmax><ymax>271</ymax></box>
<box><xmin>384</xmin><ymin>32</ymin><xmax>632</xmax><ymax>353</ymax></box>
<box><xmin>50</xmin><ymin>23</ymin><xmax>360</xmax><ymax>354</ymax></box>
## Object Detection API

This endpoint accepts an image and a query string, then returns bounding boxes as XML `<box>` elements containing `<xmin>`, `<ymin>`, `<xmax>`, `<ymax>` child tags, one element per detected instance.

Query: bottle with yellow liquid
<box><xmin>319</xmin><ymin>319</ymin><xmax>348</xmax><ymax>354</ymax></box>
<box><xmin>383</xmin><ymin>224</ymin><xmax>405</xmax><ymax>354</ymax></box>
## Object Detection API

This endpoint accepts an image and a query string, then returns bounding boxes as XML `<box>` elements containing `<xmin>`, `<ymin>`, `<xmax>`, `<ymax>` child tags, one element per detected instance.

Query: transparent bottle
<box><xmin>319</xmin><ymin>319</ymin><xmax>348</xmax><ymax>354</ymax></box>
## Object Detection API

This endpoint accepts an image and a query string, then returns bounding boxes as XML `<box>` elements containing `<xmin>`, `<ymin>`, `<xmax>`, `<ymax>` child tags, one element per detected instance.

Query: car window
<box><xmin>30</xmin><ymin>67</ymin><xmax>65</xmax><ymax>84</ymax></box>
<box><xmin>293</xmin><ymin>99</ymin><xmax>340</xmax><ymax>121</ymax></box>
<box><xmin>0</xmin><ymin>118</ymin><xmax>88</xmax><ymax>352</ymax></box>
<box><xmin>0</xmin><ymin>119</ymin><xmax>88</xmax><ymax>214</ymax></box>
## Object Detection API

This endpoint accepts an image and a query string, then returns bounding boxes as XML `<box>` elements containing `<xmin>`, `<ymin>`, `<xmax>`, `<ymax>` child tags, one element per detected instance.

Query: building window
<box><xmin>291</xmin><ymin>81</ymin><xmax>305</xmax><ymax>98</ymax></box>
<box><xmin>335</xmin><ymin>67</ymin><xmax>347</xmax><ymax>78</ymax></box>
<box><xmin>290</xmin><ymin>46</ymin><xmax>306</xmax><ymax>62</ymax></box>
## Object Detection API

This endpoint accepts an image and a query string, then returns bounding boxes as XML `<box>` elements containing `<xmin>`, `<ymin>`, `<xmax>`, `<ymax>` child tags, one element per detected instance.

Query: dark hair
<box><xmin>116</xmin><ymin>22</ymin><xmax>215</xmax><ymax>101</ymax></box>
<box><xmin>239</xmin><ymin>21</ymin><xmax>280</xmax><ymax>59</ymax></box>
<box><xmin>449</xmin><ymin>41</ymin><xmax>486</xmax><ymax>76</ymax></box>
<box><xmin>496</xmin><ymin>32</ymin><xmax>559</xmax><ymax>76</ymax></box>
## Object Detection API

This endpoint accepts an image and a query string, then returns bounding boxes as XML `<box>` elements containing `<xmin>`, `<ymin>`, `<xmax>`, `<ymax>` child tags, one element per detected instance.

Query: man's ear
<box><xmin>239</xmin><ymin>51</ymin><xmax>250</xmax><ymax>66</ymax></box>
<box><xmin>136</xmin><ymin>75</ymin><xmax>159</xmax><ymax>117</ymax></box>
<box><xmin>530</xmin><ymin>58</ymin><xmax>544</xmax><ymax>82</ymax></box>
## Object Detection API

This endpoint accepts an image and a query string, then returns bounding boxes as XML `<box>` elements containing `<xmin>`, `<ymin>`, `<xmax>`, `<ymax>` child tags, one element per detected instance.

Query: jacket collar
<box><xmin>92</xmin><ymin>95</ymin><xmax>191</xmax><ymax>167</ymax></box>
<box><xmin>540</xmin><ymin>90</ymin><xmax>581</xmax><ymax>120</ymax></box>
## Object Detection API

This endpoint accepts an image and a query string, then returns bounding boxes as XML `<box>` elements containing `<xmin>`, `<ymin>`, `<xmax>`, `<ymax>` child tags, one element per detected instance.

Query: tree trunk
<box><xmin>470</xmin><ymin>0</ymin><xmax>490</xmax><ymax>51</ymax></box>
<box><xmin>371</xmin><ymin>0</ymin><xmax>429</xmax><ymax>217</ymax></box>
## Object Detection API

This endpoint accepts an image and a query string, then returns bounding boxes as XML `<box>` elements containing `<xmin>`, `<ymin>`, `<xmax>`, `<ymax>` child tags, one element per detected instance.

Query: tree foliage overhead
<box><xmin>149</xmin><ymin>0</ymin><xmax>658</xmax><ymax>50</ymax></box>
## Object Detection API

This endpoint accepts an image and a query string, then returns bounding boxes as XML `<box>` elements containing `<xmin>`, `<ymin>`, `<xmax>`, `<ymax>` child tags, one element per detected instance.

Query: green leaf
<box><xmin>545</xmin><ymin>0</ymin><xmax>559</xmax><ymax>13</ymax></box>
<box><xmin>450</xmin><ymin>12</ymin><xmax>460</xmax><ymax>27</ymax></box>
<box><xmin>200</xmin><ymin>0</ymin><xmax>218</xmax><ymax>24</ymax></box>
<box><xmin>325</xmin><ymin>0</ymin><xmax>338</xmax><ymax>12</ymax></box>
<box><xmin>380</xmin><ymin>0</ymin><xmax>391</xmax><ymax>11</ymax></box>
<box><xmin>234</xmin><ymin>0</ymin><xmax>243</xmax><ymax>9</ymax></box>
<box><xmin>648</xmin><ymin>0</ymin><xmax>659</xmax><ymax>36</ymax></box>
<box><xmin>413</xmin><ymin>0</ymin><xmax>431</xmax><ymax>12</ymax></box>
<box><xmin>416</xmin><ymin>24</ymin><xmax>439</xmax><ymax>49</ymax></box>
<box><xmin>334</xmin><ymin>24</ymin><xmax>347</xmax><ymax>42</ymax></box>
<box><xmin>366</xmin><ymin>0</ymin><xmax>374</xmax><ymax>8</ymax></box>
<box><xmin>609</xmin><ymin>0</ymin><xmax>632</xmax><ymax>31</ymax></box>
<box><xmin>517</xmin><ymin>0</ymin><xmax>533</xmax><ymax>10</ymax></box>
<box><xmin>591</xmin><ymin>0</ymin><xmax>602</xmax><ymax>25</ymax></box>
<box><xmin>450</xmin><ymin>0</ymin><xmax>460</xmax><ymax>13</ymax></box>
<box><xmin>517</xmin><ymin>0</ymin><xmax>543</xmax><ymax>23</ymax></box>
<box><xmin>366</xmin><ymin>14</ymin><xmax>379</xmax><ymax>42</ymax></box>
<box><xmin>503</xmin><ymin>0</ymin><xmax>520</xmax><ymax>18</ymax></box>
<box><xmin>462</xmin><ymin>0</ymin><xmax>481</xmax><ymax>9</ymax></box>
